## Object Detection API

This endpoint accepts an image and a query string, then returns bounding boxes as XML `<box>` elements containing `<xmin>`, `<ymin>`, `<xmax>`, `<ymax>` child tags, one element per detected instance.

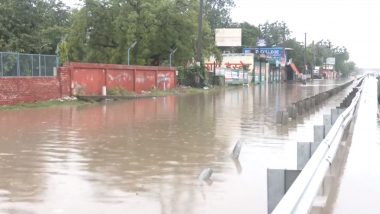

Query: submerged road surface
<box><xmin>0</xmin><ymin>79</ymin><xmax>354</xmax><ymax>214</ymax></box>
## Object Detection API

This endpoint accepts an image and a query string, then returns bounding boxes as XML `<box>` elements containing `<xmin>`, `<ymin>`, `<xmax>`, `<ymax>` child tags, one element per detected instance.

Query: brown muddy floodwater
<box><xmin>0</xmin><ymin>79</ymin><xmax>353</xmax><ymax>214</ymax></box>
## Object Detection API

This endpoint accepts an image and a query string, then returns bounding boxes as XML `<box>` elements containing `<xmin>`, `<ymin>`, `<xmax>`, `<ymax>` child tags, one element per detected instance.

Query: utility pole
<box><xmin>196</xmin><ymin>0</ymin><xmax>204</xmax><ymax>63</ymax></box>
<box><xmin>258</xmin><ymin>24</ymin><xmax>262</xmax><ymax>84</ymax></box>
<box><xmin>282</xmin><ymin>22</ymin><xmax>286</xmax><ymax>43</ymax></box>
<box><xmin>312</xmin><ymin>40</ymin><xmax>315</xmax><ymax>80</ymax></box>
<box><xmin>304</xmin><ymin>33</ymin><xmax>307</xmax><ymax>75</ymax></box>
<box><xmin>312</xmin><ymin>41</ymin><xmax>316</xmax><ymax>68</ymax></box>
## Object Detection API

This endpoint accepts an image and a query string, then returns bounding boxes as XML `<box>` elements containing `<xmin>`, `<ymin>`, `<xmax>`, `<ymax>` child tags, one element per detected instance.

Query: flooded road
<box><xmin>322</xmin><ymin>77</ymin><xmax>380</xmax><ymax>214</ymax></box>
<box><xmin>0</xmin><ymin>79</ymin><xmax>353</xmax><ymax>214</ymax></box>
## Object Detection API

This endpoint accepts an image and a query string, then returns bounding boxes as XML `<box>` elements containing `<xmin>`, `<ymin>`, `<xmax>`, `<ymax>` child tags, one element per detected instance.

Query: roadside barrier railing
<box><xmin>271</xmin><ymin>77</ymin><xmax>365</xmax><ymax>214</ymax></box>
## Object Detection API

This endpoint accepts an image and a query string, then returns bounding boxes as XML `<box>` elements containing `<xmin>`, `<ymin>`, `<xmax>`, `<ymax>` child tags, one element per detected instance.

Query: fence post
<box><xmin>44</xmin><ymin>55</ymin><xmax>47</xmax><ymax>76</ymax></box>
<box><xmin>17</xmin><ymin>52</ymin><xmax>20</xmax><ymax>76</ymax></box>
<box><xmin>0</xmin><ymin>52</ymin><xmax>3</xmax><ymax>76</ymax></box>
<box><xmin>39</xmin><ymin>54</ymin><xmax>41</xmax><ymax>76</ymax></box>
<box><xmin>31</xmin><ymin>54</ymin><xmax>34</xmax><ymax>76</ymax></box>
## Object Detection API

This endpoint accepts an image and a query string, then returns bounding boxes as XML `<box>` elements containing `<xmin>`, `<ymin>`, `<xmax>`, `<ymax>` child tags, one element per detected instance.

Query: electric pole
<box><xmin>304</xmin><ymin>33</ymin><xmax>307</xmax><ymax>74</ymax></box>
<box><xmin>196</xmin><ymin>0</ymin><xmax>204</xmax><ymax>63</ymax></box>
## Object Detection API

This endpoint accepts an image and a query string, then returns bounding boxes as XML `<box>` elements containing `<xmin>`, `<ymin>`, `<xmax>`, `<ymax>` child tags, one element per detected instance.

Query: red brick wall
<box><xmin>106</xmin><ymin>69</ymin><xmax>135</xmax><ymax>92</ymax></box>
<box><xmin>0</xmin><ymin>62</ymin><xmax>176</xmax><ymax>105</ymax></box>
<box><xmin>0</xmin><ymin>77</ymin><xmax>61</xmax><ymax>105</ymax></box>
<box><xmin>66</xmin><ymin>62</ymin><xmax>176</xmax><ymax>96</ymax></box>
<box><xmin>58</xmin><ymin>66</ymin><xmax>71</xmax><ymax>97</ymax></box>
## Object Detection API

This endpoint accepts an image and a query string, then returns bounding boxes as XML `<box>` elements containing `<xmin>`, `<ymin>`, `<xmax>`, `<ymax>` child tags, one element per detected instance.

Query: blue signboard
<box><xmin>254</xmin><ymin>48</ymin><xmax>284</xmax><ymax>61</ymax></box>
<box><xmin>243</xmin><ymin>48</ymin><xmax>254</xmax><ymax>54</ymax></box>
<box><xmin>243</xmin><ymin>47</ymin><xmax>286</xmax><ymax>67</ymax></box>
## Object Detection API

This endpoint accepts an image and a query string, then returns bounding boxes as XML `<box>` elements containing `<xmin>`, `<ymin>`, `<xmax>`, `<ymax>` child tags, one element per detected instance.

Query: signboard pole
<box><xmin>213</xmin><ymin>61</ymin><xmax>216</xmax><ymax>86</ymax></box>
<box><xmin>259</xmin><ymin>47</ymin><xmax>262</xmax><ymax>84</ymax></box>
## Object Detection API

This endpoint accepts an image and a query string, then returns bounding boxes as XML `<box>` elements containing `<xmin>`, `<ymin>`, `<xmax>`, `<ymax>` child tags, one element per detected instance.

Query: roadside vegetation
<box><xmin>0</xmin><ymin>0</ymin><xmax>356</xmax><ymax>85</ymax></box>
<box><xmin>0</xmin><ymin>98</ymin><xmax>91</xmax><ymax>111</ymax></box>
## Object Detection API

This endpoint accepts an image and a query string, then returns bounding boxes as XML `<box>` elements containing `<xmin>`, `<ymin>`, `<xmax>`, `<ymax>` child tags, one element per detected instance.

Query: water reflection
<box><xmin>0</xmin><ymin>79</ymin><xmax>353</xmax><ymax>213</ymax></box>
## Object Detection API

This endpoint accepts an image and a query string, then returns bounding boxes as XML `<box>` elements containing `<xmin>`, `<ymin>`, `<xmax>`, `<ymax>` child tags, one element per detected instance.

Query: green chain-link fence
<box><xmin>0</xmin><ymin>52</ymin><xmax>58</xmax><ymax>77</ymax></box>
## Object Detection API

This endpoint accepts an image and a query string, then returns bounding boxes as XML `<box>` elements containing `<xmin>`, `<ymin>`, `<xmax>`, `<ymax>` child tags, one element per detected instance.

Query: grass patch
<box><xmin>108</xmin><ymin>87</ymin><xmax>136</xmax><ymax>96</ymax></box>
<box><xmin>0</xmin><ymin>99</ymin><xmax>91</xmax><ymax>111</ymax></box>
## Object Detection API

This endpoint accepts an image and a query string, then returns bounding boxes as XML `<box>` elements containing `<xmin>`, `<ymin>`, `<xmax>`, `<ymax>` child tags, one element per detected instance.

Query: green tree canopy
<box><xmin>0</xmin><ymin>0</ymin><xmax>71</xmax><ymax>54</ymax></box>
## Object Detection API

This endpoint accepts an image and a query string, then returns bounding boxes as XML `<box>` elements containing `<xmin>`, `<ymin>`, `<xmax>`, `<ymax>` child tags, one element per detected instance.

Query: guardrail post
<box><xmin>331</xmin><ymin>109</ymin><xmax>340</xmax><ymax>124</ymax></box>
<box><xmin>276</xmin><ymin>111</ymin><xmax>289</xmax><ymax>125</ymax></box>
<box><xmin>297</xmin><ymin>142</ymin><xmax>311</xmax><ymax>170</ymax></box>
<box><xmin>302</xmin><ymin>99</ymin><xmax>308</xmax><ymax>112</ymax></box>
<box><xmin>323</xmin><ymin>114</ymin><xmax>332</xmax><ymax>134</ymax></box>
<box><xmin>276</xmin><ymin>111</ymin><xmax>283</xmax><ymax>124</ymax></box>
<box><xmin>299</xmin><ymin>101</ymin><xmax>305</xmax><ymax>115</ymax></box>
<box><xmin>314</xmin><ymin>125</ymin><xmax>325</xmax><ymax>143</ymax></box>
<box><xmin>316</xmin><ymin>94</ymin><xmax>322</xmax><ymax>104</ymax></box>
<box><xmin>267</xmin><ymin>169</ymin><xmax>301</xmax><ymax>214</ymax></box>
<box><xmin>296</xmin><ymin>101</ymin><xmax>303</xmax><ymax>115</ymax></box>
<box><xmin>310</xmin><ymin>97</ymin><xmax>316</xmax><ymax>108</ymax></box>
<box><xmin>282</xmin><ymin>111</ymin><xmax>289</xmax><ymax>125</ymax></box>
<box><xmin>305</xmin><ymin>98</ymin><xmax>311</xmax><ymax>110</ymax></box>
<box><xmin>337</xmin><ymin>107</ymin><xmax>346</xmax><ymax>115</ymax></box>
<box><xmin>297</xmin><ymin>142</ymin><xmax>320</xmax><ymax>170</ymax></box>
<box><xmin>287</xmin><ymin>104</ymin><xmax>297</xmax><ymax>119</ymax></box>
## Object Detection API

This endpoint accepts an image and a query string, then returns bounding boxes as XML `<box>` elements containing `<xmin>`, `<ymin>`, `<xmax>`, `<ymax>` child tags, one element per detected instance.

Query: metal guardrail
<box><xmin>272</xmin><ymin>77</ymin><xmax>365</xmax><ymax>214</ymax></box>
<box><xmin>0</xmin><ymin>52</ymin><xmax>58</xmax><ymax>77</ymax></box>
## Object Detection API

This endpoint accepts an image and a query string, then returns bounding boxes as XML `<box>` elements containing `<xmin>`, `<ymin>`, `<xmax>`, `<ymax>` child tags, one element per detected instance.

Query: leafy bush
<box><xmin>177</xmin><ymin>64</ymin><xmax>207</xmax><ymax>87</ymax></box>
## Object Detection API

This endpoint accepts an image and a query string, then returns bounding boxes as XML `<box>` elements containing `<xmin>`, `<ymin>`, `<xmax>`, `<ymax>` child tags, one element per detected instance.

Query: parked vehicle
<box><xmin>312</xmin><ymin>66</ymin><xmax>322</xmax><ymax>79</ymax></box>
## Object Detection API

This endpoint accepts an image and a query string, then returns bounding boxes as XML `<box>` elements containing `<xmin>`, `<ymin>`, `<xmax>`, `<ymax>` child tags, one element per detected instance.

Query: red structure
<box><xmin>290</xmin><ymin>63</ymin><xmax>301</xmax><ymax>76</ymax></box>
<box><xmin>0</xmin><ymin>77</ymin><xmax>62</xmax><ymax>105</ymax></box>
<box><xmin>64</xmin><ymin>62</ymin><xmax>176</xmax><ymax>96</ymax></box>
<box><xmin>0</xmin><ymin>62</ymin><xmax>176</xmax><ymax>105</ymax></box>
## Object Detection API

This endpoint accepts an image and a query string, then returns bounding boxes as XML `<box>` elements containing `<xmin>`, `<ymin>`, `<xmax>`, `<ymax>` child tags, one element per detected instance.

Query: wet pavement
<box><xmin>323</xmin><ymin>77</ymin><xmax>380</xmax><ymax>214</ymax></box>
<box><xmin>0</xmin><ymin>79</ymin><xmax>353</xmax><ymax>214</ymax></box>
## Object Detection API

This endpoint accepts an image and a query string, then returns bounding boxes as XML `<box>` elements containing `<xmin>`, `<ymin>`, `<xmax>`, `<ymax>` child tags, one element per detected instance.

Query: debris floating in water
<box><xmin>198</xmin><ymin>168</ymin><xmax>213</xmax><ymax>181</ymax></box>
<box><xmin>231</xmin><ymin>140</ymin><xmax>243</xmax><ymax>159</ymax></box>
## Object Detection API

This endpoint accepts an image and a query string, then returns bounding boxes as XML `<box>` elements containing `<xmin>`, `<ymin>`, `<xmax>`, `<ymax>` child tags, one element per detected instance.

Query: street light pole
<box><xmin>169</xmin><ymin>48</ymin><xmax>177</xmax><ymax>68</ymax></box>
<box><xmin>39</xmin><ymin>43</ymin><xmax>50</xmax><ymax>76</ymax></box>
<box><xmin>128</xmin><ymin>41</ymin><xmax>137</xmax><ymax>65</ymax></box>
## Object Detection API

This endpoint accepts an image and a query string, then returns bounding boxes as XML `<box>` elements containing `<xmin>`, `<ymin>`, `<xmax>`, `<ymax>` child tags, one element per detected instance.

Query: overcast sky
<box><xmin>231</xmin><ymin>0</ymin><xmax>380</xmax><ymax>68</ymax></box>
<box><xmin>62</xmin><ymin>0</ymin><xmax>380</xmax><ymax>68</ymax></box>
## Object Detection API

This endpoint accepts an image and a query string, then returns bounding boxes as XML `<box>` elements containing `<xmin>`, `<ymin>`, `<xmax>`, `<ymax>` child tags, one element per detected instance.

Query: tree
<box><xmin>0</xmin><ymin>0</ymin><xmax>71</xmax><ymax>54</ymax></box>
<box><xmin>282</xmin><ymin>38</ymin><xmax>304</xmax><ymax>70</ymax></box>
<box><xmin>240</xmin><ymin>22</ymin><xmax>259</xmax><ymax>48</ymax></box>
<box><xmin>0</xmin><ymin>0</ymin><xmax>40</xmax><ymax>52</ymax></box>
<box><xmin>205</xmin><ymin>0</ymin><xmax>235</xmax><ymax>30</ymax></box>
<box><xmin>66</xmin><ymin>0</ymin><xmax>218</xmax><ymax>68</ymax></box>
<box><xmin>259</xmin><ymin>21</ymin><xmax>291</xmax><ymax>47</ymax></box>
